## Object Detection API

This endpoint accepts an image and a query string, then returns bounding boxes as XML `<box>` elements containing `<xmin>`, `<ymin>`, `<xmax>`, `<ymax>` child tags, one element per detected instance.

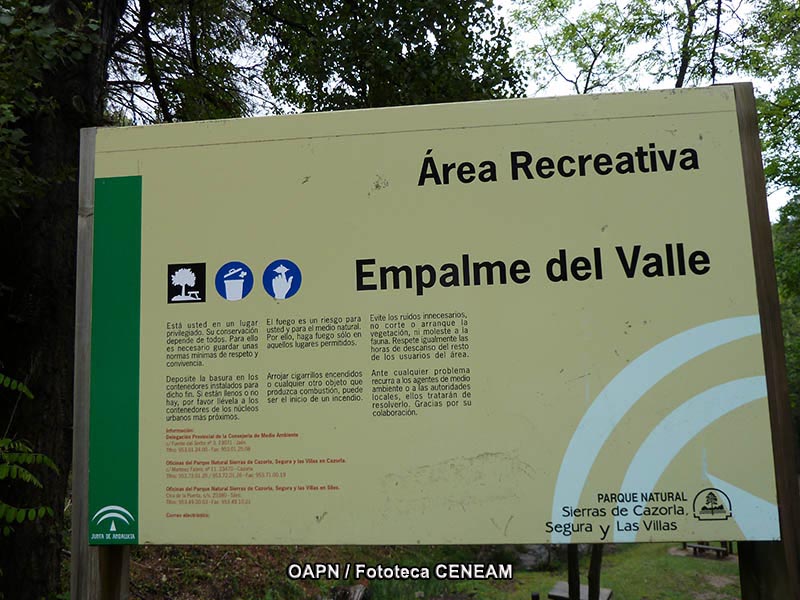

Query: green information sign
<box><xmin>86</xmin><ymin>85</ymin><xmax>784</xmax><ymax>545</ymax></box>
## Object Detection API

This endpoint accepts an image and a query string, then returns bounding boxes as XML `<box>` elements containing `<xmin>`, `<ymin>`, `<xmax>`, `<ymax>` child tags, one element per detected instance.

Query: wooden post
<box><xmin>739</xmin><ymin>542</ymin><xmax>794</xmax><ymax>598</ymax></box>
<box><xmin>587</xmin><ymin>544</ymin><xmax>603</xmax><ymax>600</ymax></box>
<box><xmin>734</xmin><ymin>82</ymin><xmax>800</xmax><ymax>599</ymax></box>
<box><xmin>72</xmin><ymin>127</ymin><xmax>130</xmax><ymax>599</ymax></box>
<box><xmin>72</xmin><ymin>126</ymin><xmax>99</xmax><ymax>600</ymax></box>
<box><xmin>567</xmin><ymin>545</ymin><xmax>580</xmax><ymax>600</ymax></box>
<box><xmin>99</xmin><ymin>546</ymin><xmax>131</xmax><ymax>600</ymax></box>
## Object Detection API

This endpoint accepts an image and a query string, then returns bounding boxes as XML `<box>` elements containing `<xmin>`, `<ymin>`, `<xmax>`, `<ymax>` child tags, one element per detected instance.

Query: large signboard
<box><xmin>86</xmin><ymin>85</ymin><xmax>781</xmax><ymax>545</ymax></box>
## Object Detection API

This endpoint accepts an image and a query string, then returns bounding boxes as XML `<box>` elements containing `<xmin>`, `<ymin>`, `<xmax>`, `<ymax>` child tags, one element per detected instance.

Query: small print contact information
<box><xmin>286</xmin><ymin>562</ymin><xmax>513</xmax><ymax>581</ymax></box>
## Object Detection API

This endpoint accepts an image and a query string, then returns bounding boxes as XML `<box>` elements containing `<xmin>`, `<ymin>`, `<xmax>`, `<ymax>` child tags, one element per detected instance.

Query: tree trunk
<box><xmin>0</xmin><ymin>75</ymin><xmax>82</xmax><ymax>600</ymax></box>
<box><xmin>0</xmin><ymin>1</ymin><xmax>126</xmax><ymax>597</ymax></box>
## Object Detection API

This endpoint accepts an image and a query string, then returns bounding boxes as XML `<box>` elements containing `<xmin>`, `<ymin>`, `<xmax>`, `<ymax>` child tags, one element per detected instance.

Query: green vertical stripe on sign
<box><xmin>88</xmin><ymin>176</ymin><xmax>142</xmax><ymax>545</ymax></box>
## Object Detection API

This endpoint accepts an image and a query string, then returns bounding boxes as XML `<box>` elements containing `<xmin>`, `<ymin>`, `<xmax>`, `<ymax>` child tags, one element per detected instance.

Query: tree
<box><xmin>252</xmin><ymin>0</ymin><xmax>522</xmax><ymax>111</ymax></box>
<box><xmin>107</xmin><ymin>0</ymin><xmax>272</xmax><ymax>122</ymax></box>
<box><xmin>0</xmin><ymin>1</ymin><xmax>127</xmax><ymax>596</ymax></box>
<box><xmin>772</xmin><ymin>196</ymin><xmax>800</xmax><ymax>447</ymax></box>
<box><xmin>104</xmin><ymin>0</ymin><xmax>521</xmax><ymax>123</ymax></box>
<box><xmin>739</xmin><ymin>0</ymin><xmax>800</xmax><ymax>197</ymax></box>
<box><xmin>512</xmin><ymin>0</ymin><xmax>745</xmax><ymax>95</ymax></box>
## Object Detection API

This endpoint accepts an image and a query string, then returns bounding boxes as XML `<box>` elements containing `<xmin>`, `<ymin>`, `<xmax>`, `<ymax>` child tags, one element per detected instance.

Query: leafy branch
<box><xmin>0</xmin><ymin>372</ymin><xmax>58</xmax><ymax>537</ymax></box>
<box><xmin>0</xmin><ymin>0</ymin><xmax>101</xmax><ymax>217</ymax></box>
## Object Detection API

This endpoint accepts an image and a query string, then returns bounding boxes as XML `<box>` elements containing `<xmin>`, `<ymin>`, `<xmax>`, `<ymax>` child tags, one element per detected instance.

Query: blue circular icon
<box><xmin>215</xmin><ymin>261</ymin><xmax>254</xmax><ymax>301</ymax></box>
<box><xmin>263</xmin><ymin>259</ymin><xmax>302</xmax><ymax>300</ymax></box>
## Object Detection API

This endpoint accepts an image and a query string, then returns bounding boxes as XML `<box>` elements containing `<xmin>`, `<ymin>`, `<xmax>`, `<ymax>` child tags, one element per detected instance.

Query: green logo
<box><xmin>90</xmin><ymin>505</ymin><xmax>137</xmax><ymax>542</ymax></box>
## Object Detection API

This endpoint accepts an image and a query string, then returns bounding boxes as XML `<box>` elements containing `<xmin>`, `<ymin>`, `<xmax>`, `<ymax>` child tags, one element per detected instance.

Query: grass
<box><xmin>595</xmin><ymin>543</ymin><xmax>739</xmax><ymax>600</ymax></box>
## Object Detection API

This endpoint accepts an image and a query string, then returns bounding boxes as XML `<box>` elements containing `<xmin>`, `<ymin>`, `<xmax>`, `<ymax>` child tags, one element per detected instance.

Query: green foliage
<box><xmin>0</xmin><ymin>373</ymin><xmax>32</xmax><ymax>399</ymax></box>
<box><xmin>513</xmin><ymin>0</ymin><xmax>644</xmax><ymax>94</ymax></box>
<box><xmin>779</xmin><ymin>293</ymin><xmax>800</xmax><ymax>412</ymax></box>
<box><xmin>773</xmin><ymin>197</ymin><xmax>800</xmax><ymax>412</ymax></box>
<box><xmin>741</xmin><ymin>0</ymin><xmax>800</xmax><ymax>196</ymax></box>
<box><xmin>773</xmin><ymin>196</ymin><xmax>800</xmax><ymax>297</ymax></box>
<box><xmin>253</xmin><ymin>0</ymin><xmax>522</xmax><ymax>111</ymax></box>
<box><xmin>0</xmin><ymin>0</ymin><xmax>99</xmax><ymax>217</ymax></box>
<box><xmin>108</xmin><ymin>0</ymin><xmax>259</xmax><ymax>122</ymax></box>
<box><xmin>6</xmin><ymin>0</ymin><xmax>523</xmax><ymax>130</ymax></box>
<box><xmin>107</xmin><ymin>0</ymin><xmax>522</xmax><ymax>121</ymax></box>
<box><xmin>512</xmin><ymin>0</ymin><xmax>743</xmax><ymax>94</ymax></box>
<box><xmin>0</xmin><ymin>373</ymin><xmax>58</xmax><ymax>537</ymax></box>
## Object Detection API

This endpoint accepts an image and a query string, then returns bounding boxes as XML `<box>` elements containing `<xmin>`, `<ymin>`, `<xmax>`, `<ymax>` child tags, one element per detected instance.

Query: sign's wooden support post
<box><xmin>587</xmin><ymin>544</ymin><xmax>603</xmax><ymax>600</ymax></box>
<box><xmin>740</xmin><ymin>542</ymin><xmax>795</xmax><ymax>598</ymax></box>
<box><xmin>73</xmin><ymin>127</ymin><xmax>130</xmax><ymax>599</ymax></box>
<box><xmin>73</xmin><ymin>126</ymin><xmax>99</xmax><ymax>600</ymax></box>
<box><xmin>98</xmin><ymin>546</ymin><xmax>130</xmax><ymax>600</ymax></box>
<box><xmin>567</xmin><ymin>545</ymin><xmax>579</xmax><ymax>600</ymax></box>
<box><xmin>735</xmin><ymin>82</ymin><xmax>800</xmax><ymax>599</ymax></box>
